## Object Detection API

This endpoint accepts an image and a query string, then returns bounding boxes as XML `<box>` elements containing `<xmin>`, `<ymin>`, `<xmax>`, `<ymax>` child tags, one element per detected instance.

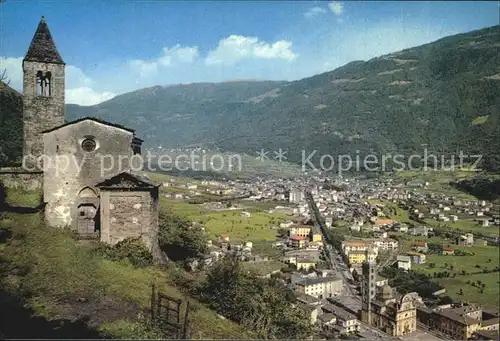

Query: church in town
<box><xmin>360</xmin><ymin>261</ymin><xmax>419</xmax><ymax>337</ymax></box>
<box><xmin>0</xmin><ymin>17</ymin><xmax>161</xmax><ymax>256</ymax></box>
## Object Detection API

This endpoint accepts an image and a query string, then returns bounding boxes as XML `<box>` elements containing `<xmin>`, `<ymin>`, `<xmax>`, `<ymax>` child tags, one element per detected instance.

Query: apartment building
<box><xmin>374</xmin><ymin>238</ymin><xmax>399</xmax><ymax>250</ymax></box>
<box><xmin>322</xmin><ymin>304</ymin><xmax>361</xmax><ymax>335</ymax></box>
<box><xmin>406</xmin><ymin>251</ymin><xmax>426</xmax><ymax>264</ymax></box>
<box><xmin>397</xmin><ymin>255</ymin><xmax>412</xmax><ymax>271</ymax></box>
<box><xmin>341</xmin><ymin>241</ymin><xmax>374</xmax><ymax>254</ymax></box>
<box><xmin>294</xmin><ymin>276</ymin><xmax>343</xmax><ymax>299</ymax></box>
<box><xmin>419</xmin><ymin>304</ymin><xmax>500</xmax><ymax>340</ymax></box>
<box><xmin>289</xmin><ymin>225</ymin><xmax>312</xmax><ymax>238</ymax></box>
<box><xmin>348</xmin><ymin>249</ymin><xmax>377</xmax><ymax>265</ymax></box>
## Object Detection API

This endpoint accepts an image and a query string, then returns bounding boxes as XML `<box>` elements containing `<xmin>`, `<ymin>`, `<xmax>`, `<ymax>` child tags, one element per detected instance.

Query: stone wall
<box><xmin>0</xmin><ymin>167</ymin><xmax>43</xmax><ymax>190</ymax></box>
<box><xmin>43</xmin><ymin>120</ymin><xmax>138</xmax><ymax>229</ymax></box>
<box><xmin>23</xmin><ymin>60</ymin><xmax>65</xmax><ymax>164</ymax></box>
<box><xmin>99</xmin><ymin>189</ymin><xmax>159</xmax><ymax>252</ymax></box>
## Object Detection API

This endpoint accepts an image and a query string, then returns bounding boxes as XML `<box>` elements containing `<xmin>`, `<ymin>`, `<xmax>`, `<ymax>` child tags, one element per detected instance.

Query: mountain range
<box><xmin>2</xmin><ymin>25</ymin><xmax>499</xmax><ymax>171</ymax></box>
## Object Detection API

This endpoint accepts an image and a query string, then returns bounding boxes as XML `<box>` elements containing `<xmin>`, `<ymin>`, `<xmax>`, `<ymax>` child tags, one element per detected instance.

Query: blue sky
<box><xmin>1</xmin><ymin>1</ymin><xmax>499</xmax><ymax>105</ymax></box>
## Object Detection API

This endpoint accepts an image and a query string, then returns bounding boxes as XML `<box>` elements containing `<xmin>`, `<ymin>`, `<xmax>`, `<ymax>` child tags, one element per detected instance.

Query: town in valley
<box><xmin>0</xmin><ymin>2</ymin><xmax>499</xmax><ymax>340</ymax></box>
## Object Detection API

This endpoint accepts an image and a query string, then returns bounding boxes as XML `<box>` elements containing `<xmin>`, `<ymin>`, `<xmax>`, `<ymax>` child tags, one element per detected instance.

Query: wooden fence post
<box><xmin>151</xmin><ymin>281</ymin><xmax>156</xmax><ymax>321</ymax></box>
<box><xmin>182</xmin><ymin>300</ymin><xmax>190</xmax><ymax>339</ymax></box>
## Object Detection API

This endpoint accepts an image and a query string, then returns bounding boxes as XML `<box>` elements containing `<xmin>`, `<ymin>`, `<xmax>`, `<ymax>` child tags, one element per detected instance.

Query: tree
<box><xmin>458</xmin><ymin>288</ymin><xmax>463</xmax><ymax>295</ymax></box>
<box><xmin>0</xmin><ymin>69</ymin><xmax>10</xmax><ymax>86</ymax></box>
<box><xmin>158</xmin><ymin>209</ymin><xmax>208</xmax><ymax>262</ymax></box>
<box><xmin>201</xmin><ymin>256</ymin><xmax>312</xmax><ymax>339</ymax></box>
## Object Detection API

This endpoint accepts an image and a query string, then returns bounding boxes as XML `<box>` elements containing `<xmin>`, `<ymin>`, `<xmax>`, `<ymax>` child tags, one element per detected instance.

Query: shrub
<box><xmin>158</xmin><ymin>209</ymin><xmax>208</xmax><ymax>262</ymax></box>
<box><xmin>94</xmin><ymin>237</ymin><xmax>153</xmax><ymax>268</ymax></box>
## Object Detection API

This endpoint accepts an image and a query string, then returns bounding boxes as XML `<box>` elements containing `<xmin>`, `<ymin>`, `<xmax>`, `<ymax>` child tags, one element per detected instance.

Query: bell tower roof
<box><xmin>24</xmin><ymin>16</ymin><xmax>64</xmax><ymax>64</ymax></box>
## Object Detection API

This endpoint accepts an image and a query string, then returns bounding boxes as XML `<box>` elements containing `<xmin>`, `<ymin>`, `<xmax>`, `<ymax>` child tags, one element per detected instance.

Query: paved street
<box><xmin>305</xmin><ymin>190</ymin><xmax>449</xmax><ymax>341</ymax></box>
<box><xmin>305</xmin><ymin>190</ymin><xmax>356</xmax><ymax>296</ymax></box>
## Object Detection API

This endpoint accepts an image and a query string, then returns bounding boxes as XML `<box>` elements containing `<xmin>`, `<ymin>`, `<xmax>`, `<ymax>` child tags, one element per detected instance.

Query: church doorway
<box><xmin>76</xmin><ymin>187</ymin><xmax>100</xmax><ymax>238</ymax></box>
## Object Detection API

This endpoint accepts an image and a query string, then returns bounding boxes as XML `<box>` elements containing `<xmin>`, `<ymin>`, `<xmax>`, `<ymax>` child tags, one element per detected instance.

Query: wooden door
<box><xmin>77</xmin><ymin>205</ymin><xmax>97</xmax><ymax>236</ymax></box>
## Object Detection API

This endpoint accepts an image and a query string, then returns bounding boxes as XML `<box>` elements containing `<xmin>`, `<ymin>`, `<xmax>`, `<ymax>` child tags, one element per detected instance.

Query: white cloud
<box><xmin>328</xmin><ymin>1</ymin><xmax>344</xmax><ymax>16</ymax></box>
<box><xmin>304</xmin><ymin>6</ymin><xmax>327</xmax><ymax>19</ymax></box>
<box><xmin>0</xmin><ymin>57</ymin><xmax>23</xmax><ymax>89</ymax></box>
<box><xmin>66</xmin><ymin>87</ymin><xmax>115</xmax><ymax>106</ymax></box>
<box><xmin>128</xmin><ymin>44</ymin><xmax>199</xmax><ymax>78</ymax></box>
<box><xmin>0</xmin><ymin>57</ymin><xmax>115</xmax><ymax>106</ymax></box>
<box><xmin>205</xmin><ymin>35</ymin><xmax>298</xmax><ymax>65</ymax></box>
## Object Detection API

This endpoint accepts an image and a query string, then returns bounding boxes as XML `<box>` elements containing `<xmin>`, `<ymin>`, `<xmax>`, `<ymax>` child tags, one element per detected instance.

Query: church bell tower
<box><xmin>22</xmin><ymin>16</ymin><xmax>65</xmax><ymax>166</ymax></box>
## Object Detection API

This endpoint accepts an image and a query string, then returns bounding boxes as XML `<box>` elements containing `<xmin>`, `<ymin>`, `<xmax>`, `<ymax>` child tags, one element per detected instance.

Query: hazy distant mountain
<box><xmin>66</xmin><ymin>80</ymin><xmax>287</xmax><ymax>150</ymax></box>
<box><xmin>2</xmin><ymin>26</ymin><xmax>499</xmax><ymax>171</ymax></box>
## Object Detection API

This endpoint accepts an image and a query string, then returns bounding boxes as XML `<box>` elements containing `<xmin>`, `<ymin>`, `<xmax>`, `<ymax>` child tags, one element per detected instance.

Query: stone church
<box><xmin>0</xmin><ymin>17</ymin><xmax>161</xmax><ymax>254</ymax></box>
<box><xmin>360</xmin><ymin>261</ymin><xmax>419</xmax><ymax>337</ymax></box>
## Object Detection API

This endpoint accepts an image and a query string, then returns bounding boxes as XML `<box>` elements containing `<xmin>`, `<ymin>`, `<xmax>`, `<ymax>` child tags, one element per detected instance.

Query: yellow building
<box><xmin>348</xmin><ymin>250</ymin><xmax>367</xmax><ymax>265</ymax></box>
<box><xmin>417</xmin><ymin>304</ymin><xmax>500</xmax><ymax>340</ymax></box>
<box><xmin>432</xmin><ymin>305</ymin><xmax>484</xmax><ymax>340</ymax></box>
<box><xmin>311</xmin><ymin>232</ymin><xmax>323</xmax><ymax>243</ymax></box>
<box><xmin>290</xmin><ymin>235</ymin><xmax>307</xmax><ymax>249</ymax></box>
<box><xmin>289</xmin><ymin>225</ymin><xmax>311</xmax><ymax>238</ymax></box>
<box><xmin>348</xmin><ymin>249</ymin><xmax>377</xmax><ymax>265</ymax></box>
<box><xmin>296</xmin><ymin>259</ymin><xmax>316</xmax><ymax>271</ymax></box>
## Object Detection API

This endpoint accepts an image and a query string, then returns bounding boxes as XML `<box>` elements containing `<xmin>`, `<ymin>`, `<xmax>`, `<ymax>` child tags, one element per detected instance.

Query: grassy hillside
<box><xmin>0</xmin><ymin>190</ymin><xmax>251</xmax><ymax>339</ymax></box>
<box><xmin>64</xmin><ymin>25</ymin><xmax>500</xmax><ymax>171</ymax></box>
<box><xmin>66</xmin><ymin>80</ymin><xmax>286</xmax><ymax>148</ymax></box>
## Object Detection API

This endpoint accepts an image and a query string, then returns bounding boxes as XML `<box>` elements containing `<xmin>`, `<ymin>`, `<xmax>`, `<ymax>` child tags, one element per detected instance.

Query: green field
<box><xmin>364</xmin><ymin>199</ymin><xmax>411</xmax><ymax>223</ymax></box>
<box><xmin>424</xmin><ymin>219</ymin><xmax>499</xmax><ymax>237</ymax></box>
<box><xmin>146</xmin><ymin>171</ymin><xmax>191</xmax><ymax>184</ymax></box>
<box><xmin>414</xmin><ymin>245</ymin><xmax>498</xmax><ymax>275</ymax></box>
<box><xmin>397</xmin><ymin>234</ymin><xmax>449</xmax><ymax>252</ymax></box>
<box><xmin>161</xmin><ymin>198</ymin><xmax>287</xmax><ymax>243</ymax></box>
<box><xmin>408</xmin><ymin>242</ymin><xmax>500</xmax><ymax>310</ymax></box>
<box><xmin>394</xmin><ymin>169</ymin><xmax>479</xmax><ymax>200</ymax></box>
<box><xmin>234</xmin><ymin>199</ymin><xmax>291</xmax><ymax>212</ymax></box>
<box><xmin>436</xmin><ymin>273</ymin><xmax>499</xmax><ymax>311</ymax></box>
<box><xmin>395</xmin><ymin>169</ymin><xmax>477</xmax><ymax>181</ymax></box>
<box><xmin>471</xmin><ymin>115</ymin><xmax>489</xmax><ymax>126</ymax></box>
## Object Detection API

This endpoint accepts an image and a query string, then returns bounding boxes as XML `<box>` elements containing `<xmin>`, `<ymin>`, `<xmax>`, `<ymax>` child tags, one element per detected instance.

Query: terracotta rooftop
<box><xmin>413</xmin><ymin>241</ymin><xmax>428</xmax><ymax>247</ymax></box>
<box><xmin>375</xmin><ymin>219</ymin><xmax>393</xmax><ymax>224</ymax></box>
<box><xmin>342</xmin><ymin>241</ymin><xmax>372</xmax><ymax>247</ymax></box>
<box><xmin>24</xmin><ymin>16</ymin><xmax>64</xmax><ymax>64</ymax></box>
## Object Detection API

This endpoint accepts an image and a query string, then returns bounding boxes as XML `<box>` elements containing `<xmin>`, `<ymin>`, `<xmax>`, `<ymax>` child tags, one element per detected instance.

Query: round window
<box><xmin>81</xmin><ymin>138</ymin><xmax>97</xmax><ymax>152</ymax></box>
